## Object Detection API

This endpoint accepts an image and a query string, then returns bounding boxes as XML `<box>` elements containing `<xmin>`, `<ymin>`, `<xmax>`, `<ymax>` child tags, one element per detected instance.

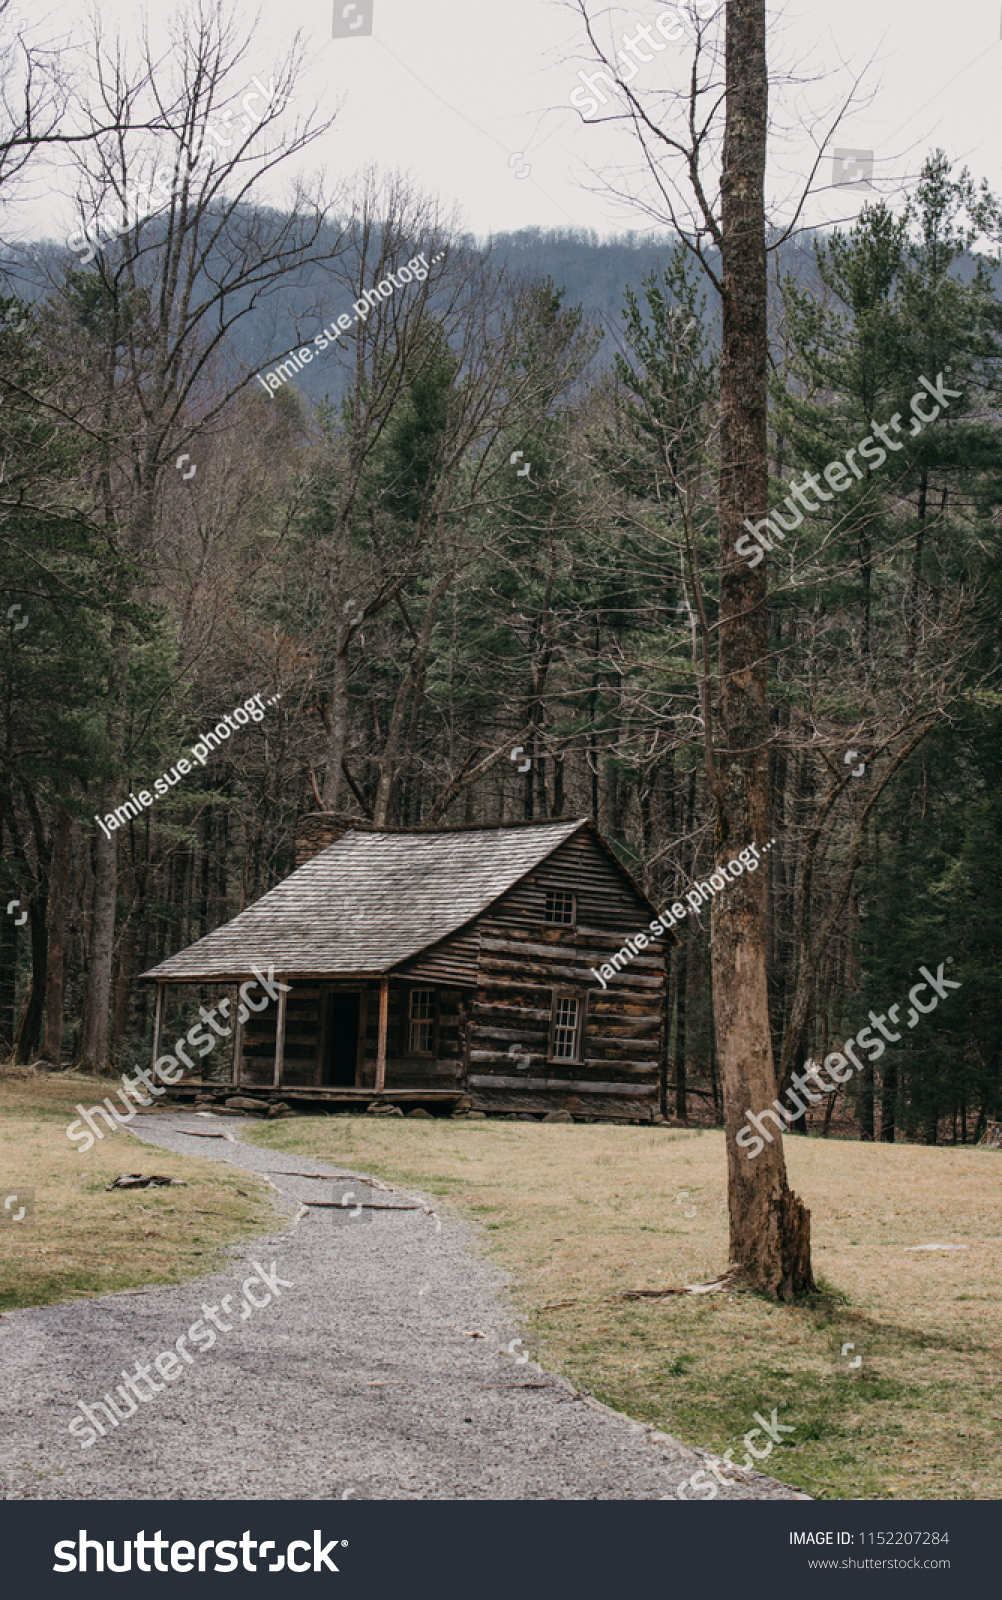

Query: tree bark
<box><xmin>43</xmin><ymin>805</ymin><xmax>72</xmax><ymax>1063</ymax></box>
<box><xmin>673</xmin><ymin>931</ymin><xmax>688</xmax><ymax>1122</ymax></box>
<box><xmin>79</xmin><ymin>818</ymin><xmax>116</xmax><ymax>1071</ymax></box>
<box><xmin>713</xmin><ymin>0</ymin><xmax>813</xmax><ymax>1299</ymax></box>
<box><xmin>13</xmin><ymin>895</ymin><xmax>47</xmax><ymax>1062</ymax></box>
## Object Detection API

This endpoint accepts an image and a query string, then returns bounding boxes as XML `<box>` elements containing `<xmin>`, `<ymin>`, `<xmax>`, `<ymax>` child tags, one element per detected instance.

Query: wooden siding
<box><xmin>468</xmin><ymin>830</ymin><xmax>667</xmax><ymax>1120</ymax></box>
<box><xmin>395</xmin><ymin>927</ymin><xmax>480</xmax><ymax>987</ymax></box>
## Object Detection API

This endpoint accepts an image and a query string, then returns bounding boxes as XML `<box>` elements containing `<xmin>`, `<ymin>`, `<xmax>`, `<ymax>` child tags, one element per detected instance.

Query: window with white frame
<box><xmin>550</xmin><ymin>993</ymin><xmax>582</xmax><ymax>1061</ymax></box>
<box><xmin>408</xmin><ymin>988</ymin><xmax>435</xmax><ymax>1054</ymax></box>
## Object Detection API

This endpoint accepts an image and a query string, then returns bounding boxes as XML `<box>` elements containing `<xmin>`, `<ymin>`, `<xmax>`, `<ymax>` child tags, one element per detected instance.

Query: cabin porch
<box><xmin>148</xmin><ymin>975</ymin><xmax>468</xmax><ymax>1096</ymax></box>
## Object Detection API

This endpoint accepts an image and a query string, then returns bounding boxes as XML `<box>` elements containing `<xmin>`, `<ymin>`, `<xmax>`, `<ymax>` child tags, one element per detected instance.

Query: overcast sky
<box><xmin>10</xmin><ymin>0</ymin><xmax>1002</xmax><ymax>249</ymax></box>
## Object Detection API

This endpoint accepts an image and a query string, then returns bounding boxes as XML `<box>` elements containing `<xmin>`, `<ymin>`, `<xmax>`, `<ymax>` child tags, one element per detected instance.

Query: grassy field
<box><xmin>0</xmin><ymin>1068</ymin><xmax>276</xmax><ymax>1312</ymax></box>
<box><xmin>245</xmin><ymin>1113</ymin><xmax>1002</xmax><ymax>1501</ymax></box>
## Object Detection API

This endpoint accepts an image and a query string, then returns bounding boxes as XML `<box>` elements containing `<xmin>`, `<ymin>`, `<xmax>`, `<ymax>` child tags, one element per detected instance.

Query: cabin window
<box><xmin>549</xmin><ymin>991</ymin><xmax>585</xmax><ymax>1062</ymax></box>
<box><xmin>544</xmin><ymin>889</ymin><xmax>576</xmax><ymax>926</ymax></box>
<box><xmin>407</xmin><ymin>988</ymin><xmax>437</xmax><ymax>1055</ymax></box>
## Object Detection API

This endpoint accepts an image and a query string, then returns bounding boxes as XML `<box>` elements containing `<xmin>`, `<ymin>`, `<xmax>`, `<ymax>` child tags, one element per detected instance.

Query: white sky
<box><xmin>8</xmin><ymin>0</ymin><xmax>1002</xmax><ymax>248</ymax></box>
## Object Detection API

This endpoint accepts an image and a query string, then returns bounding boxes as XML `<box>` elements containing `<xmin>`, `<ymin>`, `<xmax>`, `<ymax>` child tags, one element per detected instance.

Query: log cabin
<box><xmin>140</xmin><ymin>814</ymin><xmax>672</xmax><ymax>1122</ymax></box>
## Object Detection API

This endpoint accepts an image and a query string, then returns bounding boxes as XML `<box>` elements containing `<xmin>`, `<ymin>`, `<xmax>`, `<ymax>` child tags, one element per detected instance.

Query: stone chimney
<box><xmin>295</xmin><ymin>812</ymin><xmax>372</xmax><ymax>868</ymax></box>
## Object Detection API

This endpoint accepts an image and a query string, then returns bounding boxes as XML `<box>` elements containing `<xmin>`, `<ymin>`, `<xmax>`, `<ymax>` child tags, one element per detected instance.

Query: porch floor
<box><xmin>164</xmin><ymin>1084</ymin><xmax>466</xmax><ymax>1110</ymax></box>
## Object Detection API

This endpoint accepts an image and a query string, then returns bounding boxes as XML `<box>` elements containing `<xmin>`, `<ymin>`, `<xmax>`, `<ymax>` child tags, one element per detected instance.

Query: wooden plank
<box><xmin>231</xmin><ymin>1000</ymin><xmax>243</xmax><ymax>1085</ymax></box>
<box><xmin>273</xmin><ymin>981</ymin><xmax>287</xmax><ymax>1087</ymax></box>
<box><xmin>166</xmin><ymin>1084</ymin><xmax>462</xmax><ymax>1103</ymax></box>
<box><xmin>374</xmin><ymin>977</ymin><xmax>389</xmax><ymax>1092</ymax></box>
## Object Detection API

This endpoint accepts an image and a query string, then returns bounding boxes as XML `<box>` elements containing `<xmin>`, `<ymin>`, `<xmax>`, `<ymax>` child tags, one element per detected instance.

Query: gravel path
<box><xmin>0</xmin><ymin>1111</ymin><xmax>808</xmax><ymax>1501</ymax></box>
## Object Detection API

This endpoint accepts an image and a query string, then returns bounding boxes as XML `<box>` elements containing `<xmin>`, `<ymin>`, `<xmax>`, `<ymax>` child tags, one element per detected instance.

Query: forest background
<box><xmin>2</xmin><ymin>4</ymin><xmax>1001</xmax><ymax>1153</ymax></box>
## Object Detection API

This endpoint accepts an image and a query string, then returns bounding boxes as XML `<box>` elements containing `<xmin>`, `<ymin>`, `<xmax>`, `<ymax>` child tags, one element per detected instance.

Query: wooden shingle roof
<box><xmin>142</xmin><ymin>818</ymin><xmax>591</xmax><ymax>982</ymax></box>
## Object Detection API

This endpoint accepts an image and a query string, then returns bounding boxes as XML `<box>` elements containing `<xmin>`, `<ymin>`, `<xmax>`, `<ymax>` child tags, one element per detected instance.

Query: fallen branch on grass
<box><xmin>105</xmin><ymin>1174</ymin><xmax>187</xmax><ymax>1189</ymax></box>
<box><xmin>619</xmin><ymin>1268</ymin><xmax>739</xmax><ymax>1300</ymax></box>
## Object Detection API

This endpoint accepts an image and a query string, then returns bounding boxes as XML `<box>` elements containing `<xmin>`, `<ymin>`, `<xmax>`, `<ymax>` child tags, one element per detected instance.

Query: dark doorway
<box><xmin>323</xmin><ymin>992</ymin><xmax>361</xmax><ymax>1086</ymax></box>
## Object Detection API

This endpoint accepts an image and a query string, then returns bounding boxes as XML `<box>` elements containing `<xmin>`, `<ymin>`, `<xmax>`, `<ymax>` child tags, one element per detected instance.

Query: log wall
<box><xmin>238</xmin><ymin>982</ymin><xmax>322</xmax><ymax>1087</ymax></box>
<box><xmin>468</xmin><ymin>829</ymin><xmax>667</xmax><ymax>1120</ymax></box>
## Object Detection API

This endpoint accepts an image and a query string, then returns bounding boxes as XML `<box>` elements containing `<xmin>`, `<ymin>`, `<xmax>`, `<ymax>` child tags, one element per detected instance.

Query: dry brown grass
<box><xmin>0</xmin><ymin>1070</ymin><xmax>276</xmax><ymax>1311</ymax></box>
<box><xmin>249</xmin><ymin>1113</ymin><xmax>1002</xmax><ymax>1500</ymax></box>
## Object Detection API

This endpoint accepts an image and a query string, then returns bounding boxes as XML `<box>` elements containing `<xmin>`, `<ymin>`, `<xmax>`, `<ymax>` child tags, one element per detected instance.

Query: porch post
<box><xmin>273</xmin><ymin>979</ymin><xmax>287</xmax><ymax>1088</ymax></box>
<box><xmin>151</xmin><ymin>982</ymin><xmax>164</xmax><ymax>1071</ymax></box>
<box><xmin>232</xmin><ymin>989</ymin><xmax>244</xmax><ymax>1086</ymax></box>
<box><xmin>374</xmin><ymin>977</ymin><xmax>389</xmax><ymax>1093</ymax></box>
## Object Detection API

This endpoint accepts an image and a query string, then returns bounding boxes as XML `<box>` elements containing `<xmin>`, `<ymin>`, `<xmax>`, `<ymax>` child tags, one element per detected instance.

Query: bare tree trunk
<box><xmin>111</xmin><ymin>911</ymin><xmax>135</xmax><ymax>1065</ymax></box>
<box><xmin>880</xmin><ymin>1054</ymin><xmax>897</xmax><ymax>1143</ymax></box>
<box><xmin>673</xmin><ymin>767</ymin><xmax>697</xmax><ymax>1122</ymax></box>
<box><xmin>13</xmin><ymin>897</ymin><xmax>47</xmax><ymax>1062</ymax></box>
<box><xmin>80</xmin><ymin>818</ymin><xmax>116</xmax><ymax>1071</ymax></box>
<box><xmin>43</xmin><ymin>805</ymin><xmax>72</xmax><ymax>1063</ymax></box>
<box><xmin>673</xmin><ymin>932</ymin><xmax>688</xmax><ymax>1122</ymax></box>
<box><xmin>372</xmin><ymin>576</ymin><xmax>450</xmax><ymax>826</ymax></box>
<box><xmin>321</xmin><ymin>643</ymin><xmax>350</xmax><ymax>812</ymax></box>
<box><xmin>713</xmin><ymin>0</ymin><xmax>813</xmax><ymax>1299</ymax></box>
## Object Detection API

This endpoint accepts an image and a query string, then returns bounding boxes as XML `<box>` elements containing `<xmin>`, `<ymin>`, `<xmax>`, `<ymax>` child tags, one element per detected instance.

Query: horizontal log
<box><xmin>469</xmin><ymin>1095</ymin><xmax>655</xmax><ymax>1122</ymax></box>
<box><xmin>470</xmin><ymin>1057</ymin><xmax>657</xmax><ymax>1081</ymax></box>
<box><xmin>589</xmin><ymin>1005</ymin><xmax>663</xmax><ymax>1025</ymax></box>
<box><xmin>471</xmin><ymin>1004</ymin><xmax>660</xmax><ymax>1039</ymax></box>
<box><xmin>479</xmin><ymin>935</ymin><xmax>663</xmax><ymax>970</ymax></box>
<box><xmin>469</xmin><ymin>1030</ymin><xmax>658</xmax><ymax>1061</ymax></box>
<box><xmin>473</xmin><ymin>1026</ymin><xmax>549</xmax><ymax>1045</ymax></box>
<box><xmin>467</xmin><ymin>1074</ymin><xmax>657</xmax><ymax>1095</ymax></box>
<box><xmin>479</xmin><ymin>957</ymin><xmax>662</xmax><ymax>990</ymax></box>
<box><xmin>472</xmin><ymin>1002</ymin><xmax>551</xmax><ymax>1024</ymax></box>
<box><xmin>586</xmin><ymin>1035</ymin><xmax>660</xmax><ymax>1055</ymax></box>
